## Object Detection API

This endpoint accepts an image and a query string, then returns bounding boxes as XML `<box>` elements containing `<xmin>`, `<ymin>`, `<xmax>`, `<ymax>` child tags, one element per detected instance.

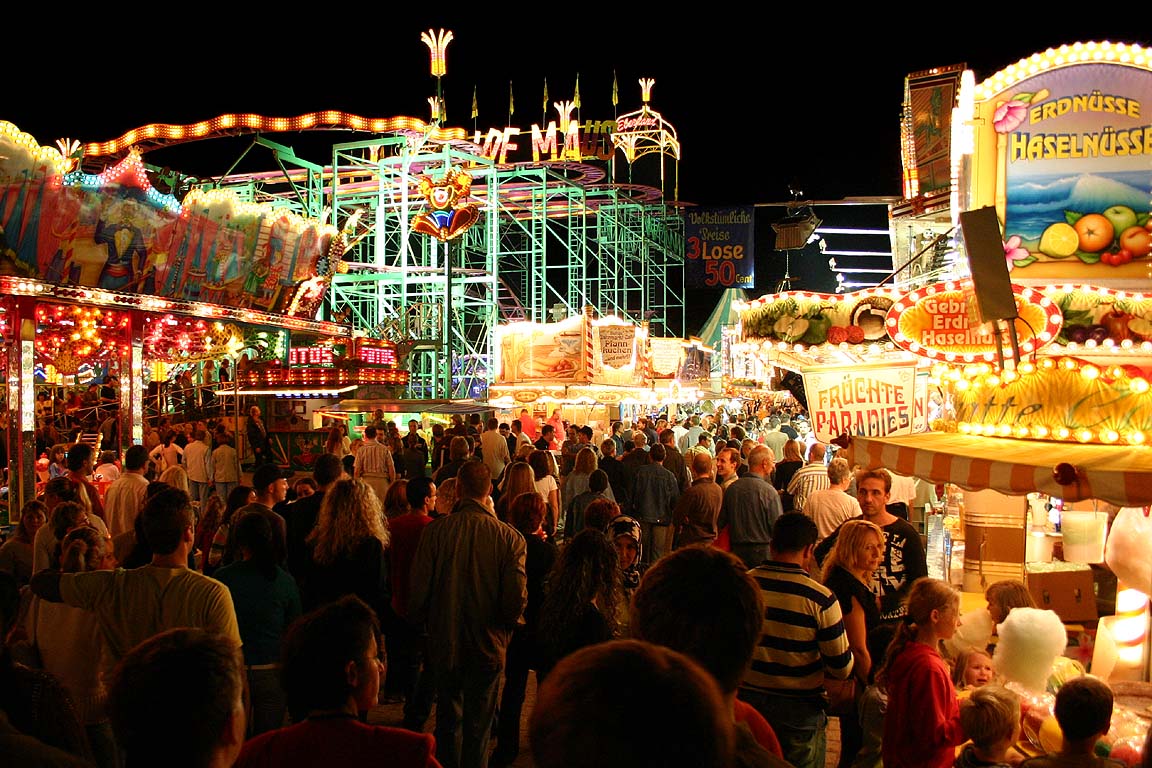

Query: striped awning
<box><xmin>851</xmin><ymin>432</ymin><xmax>1152</xmax><ymax>508</ymax></box>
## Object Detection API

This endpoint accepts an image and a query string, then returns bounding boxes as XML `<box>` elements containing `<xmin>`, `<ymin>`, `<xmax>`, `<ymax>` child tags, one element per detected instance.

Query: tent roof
<box><xmin>852</xmin><ymin>432</ymin><xmax>1152</xmax><ymax>508</ymax></box>
<box><xmin>695</xmin><ymin>287</ymin><xmax>747</xmax><ymax>350</ymax></box>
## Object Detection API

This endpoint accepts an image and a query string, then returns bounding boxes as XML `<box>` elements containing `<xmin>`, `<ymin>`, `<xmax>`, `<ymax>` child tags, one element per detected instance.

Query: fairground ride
<box><xmin>79</xmin><ymin>36</ymin><xmax>686</xmax><ymax>400</ymax></box>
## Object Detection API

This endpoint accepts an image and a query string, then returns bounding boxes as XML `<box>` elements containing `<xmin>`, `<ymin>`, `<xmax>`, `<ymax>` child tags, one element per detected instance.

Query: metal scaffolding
<box><xmin>204</xmin><ymin>129</ymin><xmax>685</xmax><ymax>400</ymax></box>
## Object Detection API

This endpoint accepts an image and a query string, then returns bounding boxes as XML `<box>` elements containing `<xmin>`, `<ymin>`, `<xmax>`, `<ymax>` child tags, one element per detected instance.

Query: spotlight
<box><xmin>772</xmin><ymin>205</ymin><xmax>821</xmax><ymax>250</ymax></box>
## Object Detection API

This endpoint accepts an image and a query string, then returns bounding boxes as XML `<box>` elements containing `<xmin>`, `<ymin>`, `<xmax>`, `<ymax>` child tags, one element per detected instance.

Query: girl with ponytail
<box><xmin>879</xmin><ymin>577</ymin><xmax>967</xmax><ymax>768</ymax></box>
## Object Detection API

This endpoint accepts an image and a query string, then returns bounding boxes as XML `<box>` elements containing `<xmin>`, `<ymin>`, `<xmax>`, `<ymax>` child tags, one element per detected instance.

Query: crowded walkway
<box><xmin>0</xmin><ymin>404</ymin><xmax>999</xmax><ymax>768</ymax></box>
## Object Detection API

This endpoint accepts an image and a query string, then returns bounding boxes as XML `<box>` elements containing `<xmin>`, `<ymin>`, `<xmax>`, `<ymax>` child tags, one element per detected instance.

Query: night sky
<box><xmin>4</xmin><ymin>17</ymin><xmax>1141</xmax><ymax>332</ymax></box>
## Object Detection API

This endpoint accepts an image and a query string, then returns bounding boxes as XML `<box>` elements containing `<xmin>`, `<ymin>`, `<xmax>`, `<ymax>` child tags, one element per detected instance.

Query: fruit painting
<box><xmin>986</xmin><ymin>62</ymin><xmax>1152</xmax><ymax>272</ymax></box>
<box><xmin>1033</xmin><ymin>204</ymin><xmax>1152</xmax><ymax>267</ymax></box>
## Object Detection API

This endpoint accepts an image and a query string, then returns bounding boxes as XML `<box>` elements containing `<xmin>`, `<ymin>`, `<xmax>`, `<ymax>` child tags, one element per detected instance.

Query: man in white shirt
<box><xmin>104</xmin><ymin>445</ymin><xmax>151</xmax><ymax>539</ymax></box>
<box><xmin>354</xmin><ymin>425</ymin><xmax>397</xmax><ymax>503</ymax></box>
<box><xmin>786</xmin><ymin>442</ymin><xmax>830</xmax><ymax>513</ymax></box>
<box><xmin>479</xmin><ymin>416</ymin><xmax>512</xmax><ymax>480</ymax></box>
<box><xmin>802</xmin><ymin>457</ymin><xmax>862</xmax><ymax>543</ymax></box>
<box><xmin>182</xmin><ymin>427</ymin><xmax>214</xmax><ymax>507</ymax></box>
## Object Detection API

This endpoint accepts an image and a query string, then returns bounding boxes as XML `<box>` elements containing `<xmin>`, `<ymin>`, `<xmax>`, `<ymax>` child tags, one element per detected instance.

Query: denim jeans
<box><xmin>433</xmin><ymin>660</ymin><xmax>503</xmax><ymax>768</ymax></box>
<box><xmin>639</xmin><ymin>521</ymin><xmax>671</xmax><ymax>565</ymax></box>
<box><xmin>189</xmin><ymin>479</ymin><xmax>212</xmax><ymax>506</ymax></box>
<box><xmin>214</xmin><ymin>482</ymin><xmax>237</xmax><ymax>506</ymax></box>
<box><xmin>730</xmin><ymin>542</ymin><xmax>771</xmax><ymax>570</ymax></box>
<box><xmin>739</xmin><ymin>688</ymin><xmax>827</xmax><ymax>768</ymax></box>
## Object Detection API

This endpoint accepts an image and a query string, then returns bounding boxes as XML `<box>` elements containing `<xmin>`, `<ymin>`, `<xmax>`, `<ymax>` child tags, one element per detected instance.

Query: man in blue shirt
<box><xmin>627</xmin><ymin>443</ymin><xmax>680</xmax><ymax>565</ymax></box>
<box><xmin>717</xmin><ymin>444</ymin><xmax>783</xmax><ymax>569</ymax></box>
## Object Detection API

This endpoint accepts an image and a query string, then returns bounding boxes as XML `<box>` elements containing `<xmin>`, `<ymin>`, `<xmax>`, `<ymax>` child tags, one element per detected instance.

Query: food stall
<box><xmin>725</xmin><ymin>40</ymin><xmax>1152</xmax><ymax>764</ymax></box>
<box><xmin>487</xmin><ymin>308</ymin><xmax>658</xmax><ymax>432</ymax></box>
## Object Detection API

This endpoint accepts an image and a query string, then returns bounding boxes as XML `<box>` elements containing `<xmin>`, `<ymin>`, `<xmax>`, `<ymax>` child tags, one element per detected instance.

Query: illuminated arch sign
<box><xmin>964</xmin><ymin>42</ymin><xmax>1152</xmax><ymax>282</ymax></box>
<box><xmin>886</xmin><ymin>281</ymin><xmax>1062</xmax><ymax>362</ymax></box>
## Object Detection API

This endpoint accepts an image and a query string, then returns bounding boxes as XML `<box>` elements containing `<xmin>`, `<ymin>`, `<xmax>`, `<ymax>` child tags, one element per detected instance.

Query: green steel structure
<box><xmin>204</xmin><ymin>129</ymin><xmax>685</xmax><ymax>400</ymax></box>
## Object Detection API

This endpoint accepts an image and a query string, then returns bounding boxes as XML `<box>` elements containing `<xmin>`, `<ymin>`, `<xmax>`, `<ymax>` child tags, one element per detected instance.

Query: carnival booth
<box><xmin>0</xmin><ymin>121</ymin><xmax>356</xmax><ymax>516</ymax></box>
<box><xmin>487</xmin><ymin>309</ymin><xmax>657</xmax><ymax>433</ymax></box>
<box><xmin>725</xmin><ymin>40</ymin><xmax>1152</xmax><ymax>764</ymax></box>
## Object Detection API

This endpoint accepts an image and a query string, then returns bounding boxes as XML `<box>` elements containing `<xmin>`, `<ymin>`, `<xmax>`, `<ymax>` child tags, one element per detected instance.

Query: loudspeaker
<box><xmin>959</xmin><ymin>206</ymin><xmax>1017</xmax><ymax>323</ymax></box>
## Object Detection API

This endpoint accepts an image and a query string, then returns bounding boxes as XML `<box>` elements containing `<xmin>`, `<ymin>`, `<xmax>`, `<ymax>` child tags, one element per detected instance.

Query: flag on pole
<box><xmin>509</xmin><ymin>81</ymin><xmax>514</xmax><ymax>117</ymax></box>
<box><xmin>573</xmin><ymin>73</ymin><xmax>581</xmax><ymax>109</ymax></box>
<box><xmin>612</xmin><ymin>70</ymin><xmax>618</xmax><ymax>107</ymax></box>
<box><xmin>543</xmin><ymin>78</ymin><xmax>549</xmax><ymax>114</ymax></box>
<box><xmin>471</xmin><ymin>85</ymin><xmax>478</xmax><ymax>119</ymax></box>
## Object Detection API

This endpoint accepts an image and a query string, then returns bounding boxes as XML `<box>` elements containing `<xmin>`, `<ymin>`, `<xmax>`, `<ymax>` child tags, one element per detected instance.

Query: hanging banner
<box><xmin>494</xmin><ymin>315</ymin><xmax>586</xmax><ymax>384</ymax></box>
<box><xmin>649</xmin><ymin>337</ymin><xmax>684</xmax><ymax>379</ymax></box>
<box><xmin>591</xmin><ymin>320</ymin><xmax>649</xmax><ymax>387</ymax></box>
<box><xmin>802</xmin><ymin>363</ymin><xmax>919</xmax><ymax>443</ymax></box>
<box><xmin>685</xmin><ymin>206</ymin><xmax>755</xmax><ymax>289</ymax></box>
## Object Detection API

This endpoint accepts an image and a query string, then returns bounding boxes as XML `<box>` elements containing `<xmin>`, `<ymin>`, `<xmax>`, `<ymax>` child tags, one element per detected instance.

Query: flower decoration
<box><xmin>1003</xmin><ymin>235</ymin><xmax>1030</xmax><ymax>272</ymax></box>
<box><xmin>993</xmin><ymin>101</ymin><xmax>1027</xmax><ymax>133</ymax></box>
<box><xmin>993</xmin><ymin>89</ymin><xmax>1049</xmax><ymax>134</ymax></box>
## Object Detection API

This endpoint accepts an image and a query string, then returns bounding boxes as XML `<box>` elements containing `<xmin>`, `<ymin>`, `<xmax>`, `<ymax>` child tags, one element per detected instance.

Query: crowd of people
<box><xmin>0</xmin><ymin>403</ymin><xmax>1148</xmax><ymax>768</ymax></box>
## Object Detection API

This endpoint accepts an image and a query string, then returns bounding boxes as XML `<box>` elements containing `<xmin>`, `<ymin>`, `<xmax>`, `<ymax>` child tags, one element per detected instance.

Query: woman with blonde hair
<box><xmin>158</xmin><ymin>464</ymin><xmax>191</xmax><ymax>496</ymax></box>
<box><xmin>879</xmin><ymin>578</ymin><xmax>965</xmax><ymax>768</ymax></box>
<box><xmin>822</xmin><ymin>517</ymin><xmax>885</xmax><ymax>767</ymax></box>
<box><xmin>561</xmin><ymin>447</ymin><xmax>615</xmax><ymax>516</ymax></box>
<box><xmin>24</xmin><ymin>525</ymin><xmax>119</xmax><ymax>768</ymax></box>
<box><xmin>301</xmin><ymin>478</ymin><xmax>390</xmax><ymax>618</ymax></box>
<box><xmin>434</xmin><ymin>476</ymin><xmax>458</xmax><ymax>517</ymax></box>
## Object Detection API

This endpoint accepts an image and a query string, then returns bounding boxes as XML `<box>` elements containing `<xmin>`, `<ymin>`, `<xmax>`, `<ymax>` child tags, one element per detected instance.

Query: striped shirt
<box><xmin>742</xmin><ymin>560</ymin><xmax>853</xmax><ymax>699</ymax></box>
<box><xmin>354</xmin><ymin>439</ymin><xmax>396</xmax><ymax>481</ymax></box>
<box><xmin>786</xmin><ymin>461</ymin><xmax>830</xmax><ymax>511</ymax></box>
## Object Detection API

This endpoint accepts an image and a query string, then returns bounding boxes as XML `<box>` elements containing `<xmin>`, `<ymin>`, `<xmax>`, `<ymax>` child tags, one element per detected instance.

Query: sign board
<box><xmin>591</xmin><ymin>319</ymin><xmax>649</xmax><ymax>387</ymax></box>
<box><xmin>495</xmin><ymin>315</ymin><xmax>586</xmax><ymax>384</ymax></box>
<box><xmin>802</xmin><ymin>363</ymin><xmax>919</xmax><ymax>443</ymax></box>
<box><xmin>685</xmin><ymin>207</ymin><xmax>755</xmax><ymax>288</ymax></box>
<box><xmin>649</xmin><ymin>337</ymin><xmax>684</xmax><ymax>379</ymax></box>
<box><xmin>887</xmin><ymin>281</ymin><xmax>1061</xmax><ymax>362</ymax></box>
<box><xmin>966</xmin><ymin>45</ymin><xmax>1152</xmax><ymax>280</ymax></box>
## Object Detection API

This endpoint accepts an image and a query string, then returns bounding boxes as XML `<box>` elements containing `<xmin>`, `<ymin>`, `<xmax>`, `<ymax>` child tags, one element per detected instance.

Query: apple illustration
<box><xmin>1103</xmin><ymin>205</ymin><xmax>1138</xmax><ymax>236</ymax></box>
<box><xmin>1119</xmin><ymin>225</ymin><xmax>1152</xmax><ymax>258</ymax></box>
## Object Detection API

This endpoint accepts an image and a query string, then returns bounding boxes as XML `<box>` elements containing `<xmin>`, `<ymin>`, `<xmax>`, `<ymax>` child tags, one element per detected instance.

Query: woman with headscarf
<box><xmin>608</xmin><ymin>514</ymin><xmax>645</xmax><ymax>596</ymax></box>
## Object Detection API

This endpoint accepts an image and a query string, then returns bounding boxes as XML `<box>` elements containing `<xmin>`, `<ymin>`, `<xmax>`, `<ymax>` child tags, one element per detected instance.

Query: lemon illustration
<box><xmin>1038</xmin><ymin>222</ymin><xmax>1079</xmax><ymax>258</ymax></box>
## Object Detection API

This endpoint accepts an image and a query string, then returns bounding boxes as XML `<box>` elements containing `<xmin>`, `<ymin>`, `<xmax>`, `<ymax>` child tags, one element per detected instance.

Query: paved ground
<box><xmin>368</xmin><ymin>673</ymin><xmax>843</xmax><ymax>767</ymax></box>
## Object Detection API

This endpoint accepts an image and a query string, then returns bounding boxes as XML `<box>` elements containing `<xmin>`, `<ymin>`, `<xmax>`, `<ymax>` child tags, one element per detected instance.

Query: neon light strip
<box><xmin>82</xmin><ymin>113</ymin><xmax>468</xmax><ymax>157</ymax></box>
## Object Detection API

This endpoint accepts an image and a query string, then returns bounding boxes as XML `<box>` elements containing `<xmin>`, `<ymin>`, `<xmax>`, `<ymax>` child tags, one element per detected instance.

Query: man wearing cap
<box><xmin>221</xmin><ymin>463</ymin><xmax>289</xmax><ymax>568</ymax></box>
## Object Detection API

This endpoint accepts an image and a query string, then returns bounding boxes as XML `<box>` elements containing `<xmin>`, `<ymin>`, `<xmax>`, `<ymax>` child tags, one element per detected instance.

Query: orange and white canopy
<box><xmin>851</xmin><ymin>432</ymin><xmax>1152</xmax><ymax>508</ymax></box>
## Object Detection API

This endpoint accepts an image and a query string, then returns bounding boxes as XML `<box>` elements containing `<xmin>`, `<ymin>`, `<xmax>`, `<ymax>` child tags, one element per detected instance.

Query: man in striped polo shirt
<box><xmin>738</xmin><ymin>512</ymin><xmax>854</xmax><ymax>768</ymax></box>
<box><xmin>786</xmin><ymin>441</ymin><xmax>829</xmax><ymax>512</ymax></box>
<box><xmin>353</xmin><ymin>424</ymin><xmax>397</xmax><ymax>503</ymax></box>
